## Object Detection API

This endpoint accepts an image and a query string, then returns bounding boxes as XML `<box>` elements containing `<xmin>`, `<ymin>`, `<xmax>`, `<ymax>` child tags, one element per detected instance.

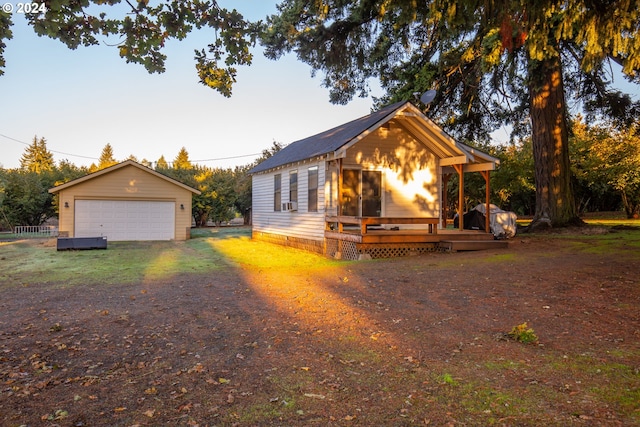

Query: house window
<box><xmin>289</xmin><ymin>170</ymin><xmax>298</xmax><ymax>203</ymax></box>
<box><xmin>274</xmin><ymin>174</ymin><xmax>281</xmax><ymax>211</ymax></box>
<box><xmin>308</xmin><ymin>166</ymin><xmax>318</xmax><ymax>212</ymax></box>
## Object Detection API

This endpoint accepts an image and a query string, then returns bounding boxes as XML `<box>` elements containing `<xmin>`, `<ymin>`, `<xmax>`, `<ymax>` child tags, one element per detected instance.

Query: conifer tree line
<box><xmin>1</xmin><ymin>125</ymin><xmax>638</xmax><ymax>231</ymax></box>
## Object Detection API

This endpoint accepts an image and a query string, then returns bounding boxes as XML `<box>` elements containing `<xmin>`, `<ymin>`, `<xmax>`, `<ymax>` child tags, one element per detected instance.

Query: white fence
<box><xmin>13</xmin><ymin>225</ymin><xmax>59</xmax><ymax>237</ymax></box>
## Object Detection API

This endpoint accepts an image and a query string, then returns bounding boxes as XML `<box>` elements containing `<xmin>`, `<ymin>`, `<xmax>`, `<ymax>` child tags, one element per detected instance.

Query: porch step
<box><xmin>439</xmin><ymin>239</ymin><xmax>508</xmax><ymax>252</ymax></box>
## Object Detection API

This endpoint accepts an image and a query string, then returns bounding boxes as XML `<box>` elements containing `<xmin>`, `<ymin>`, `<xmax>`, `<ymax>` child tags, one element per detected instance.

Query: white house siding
<box><xmin>252</xmin><ymin>160</ymin><xmax>327</xmax><ymax>246</ymax></box>
<box><xmin>344</xmin><ymin>124</ymin><xmax>440</xmax><ymax>219</ymax></box>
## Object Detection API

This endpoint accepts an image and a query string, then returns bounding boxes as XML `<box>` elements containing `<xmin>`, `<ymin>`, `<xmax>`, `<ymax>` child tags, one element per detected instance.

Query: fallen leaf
<box><xmin>179</xmin><ymin>403</ymin><xmax>193</xmax><ymax>412</ymax></box>
<box><xmin>114</xmin><ymin>407</ymin><xmax>126</xmax><ymax>412</ymax></box>
<box><xmin>303</xmin><ymin>393</ymin><xmax>326</xmax><ymax>400</ymax></box>
<box><xmin>143</xmin><ymin>409</ymin><xmax>155</xmax><ymax>418</ymax></box>
<box><xmin>188</xmin><ymin>363</ymin><xmax>204</xmax><ymax>373</ymax></box>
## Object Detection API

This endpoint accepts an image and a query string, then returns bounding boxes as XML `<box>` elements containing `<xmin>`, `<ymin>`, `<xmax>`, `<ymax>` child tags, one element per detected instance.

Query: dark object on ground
<box><xmin>56</xmin><ymin>236</ymin><xmax>107</xmax><ymax>250</ymax></box>
<box><xmin>453</xmin><ymin>210</ymin><xmax>486</xmax><ymax>231</ymax></box>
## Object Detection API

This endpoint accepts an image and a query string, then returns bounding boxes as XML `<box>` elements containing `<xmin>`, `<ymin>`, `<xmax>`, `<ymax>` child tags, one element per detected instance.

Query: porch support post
<box><xmin>337</xmin><ymin>158</ymin><xmax>344</xmax><ymax>232</ymax></box>
<box><xmin>453</xmin><ymin>164</ymin><xmax>464</xmax><ymax>230</ymax></box>
<box><xmin>481</xmin><ymin>170</ymin><xmax>491</xmax><ymax>234</ymax></box>
<box><xmin>442</xmin><ymin>173</ymin><xmax>452</xmax><ymax>228</ymax></box>
<box><xmin>337</xmin><ymin>159</ymin><xmax>344</xmax><ymax>256</ymax></box>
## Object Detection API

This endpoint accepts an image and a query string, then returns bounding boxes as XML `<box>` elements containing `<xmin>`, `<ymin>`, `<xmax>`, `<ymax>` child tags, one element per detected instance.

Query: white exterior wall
<box><xmin>252</xmin><ymin>160</ymin><xmax>327</xmax><ymax>242</ymax></box>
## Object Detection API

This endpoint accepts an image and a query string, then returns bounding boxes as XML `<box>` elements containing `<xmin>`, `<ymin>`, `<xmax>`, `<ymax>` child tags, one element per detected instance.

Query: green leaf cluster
<box><xmin>0</xmin><ymin>0</ymin><xmax>259</xmax><ymax>96</ymax></box>
<box><xmin>572</xmin><ymin>117</ymin><xmax>640</xmax><ymax>218</ymax></box>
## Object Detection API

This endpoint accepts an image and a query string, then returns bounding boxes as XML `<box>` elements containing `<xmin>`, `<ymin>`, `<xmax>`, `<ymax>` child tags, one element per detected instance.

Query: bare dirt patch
<box><xmin>1</xmin><ymin>231</ymin><xmax>639</xmax><ymax>426</ymax></box>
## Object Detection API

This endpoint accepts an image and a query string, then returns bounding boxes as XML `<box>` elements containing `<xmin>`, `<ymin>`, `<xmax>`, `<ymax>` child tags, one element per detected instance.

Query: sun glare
<box><xmin>208</xmin><ymin>237</ymin><xmax>405</xmax><ymax>351</ymax></box>
<box><xmin>143</xmin><ymin>248</ymin><xmax>180</xmax><ymax>282</ymax></box>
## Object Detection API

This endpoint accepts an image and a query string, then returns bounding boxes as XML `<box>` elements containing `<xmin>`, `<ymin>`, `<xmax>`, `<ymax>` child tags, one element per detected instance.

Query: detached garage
<box><xmin>49</xmin><ymin>160</ymin><xmax>201</xmax><ymax>241</ymax></box>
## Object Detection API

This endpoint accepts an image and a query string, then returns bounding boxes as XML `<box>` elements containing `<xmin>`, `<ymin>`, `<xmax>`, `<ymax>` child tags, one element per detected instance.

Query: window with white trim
<box><xmin>274</xmin><ymin>174</ymin><xmax>281</xmax><ymax>211</ymax></box>
<box><xmin>308</xmin><ymin>166</ymin><xmax>318</xmax><ymax>212</ymax></box>
<box><xmin>289</xmin><ymin>170</ymin><xmax>298</xmax><ymax>203</ymax></box>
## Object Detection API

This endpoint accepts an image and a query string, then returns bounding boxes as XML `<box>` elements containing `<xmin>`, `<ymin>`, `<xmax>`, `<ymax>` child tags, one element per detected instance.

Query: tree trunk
<box><xmin>528</xmin><ymin>56</ymin><xmax>581</xmax><ymax>229</ymax></box>
<box><xmin>196</xmin><ymin>211</ymin><xmax>209</xmax><ymax>227</ymax></box>
<box><xmin>621</xmin><ymin>191</ymin><xmax>640</xmax><ymax>219</ymax></box>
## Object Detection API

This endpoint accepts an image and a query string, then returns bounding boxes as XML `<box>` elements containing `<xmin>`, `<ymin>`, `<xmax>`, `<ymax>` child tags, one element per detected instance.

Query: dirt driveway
<box><xmin>1</xmin><ymin>229</ymin><xmax>639</xmax><ymax>426</ymax></box>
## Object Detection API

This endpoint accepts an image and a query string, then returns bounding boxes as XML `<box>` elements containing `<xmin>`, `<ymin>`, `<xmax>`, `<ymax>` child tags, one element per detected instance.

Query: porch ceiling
<box><xmin>395</xmin><ymin>115</ymin><xmax>465</xmax><ymax>160</ymax></box>
<box><xmin>391</xmin><ymin>106</ymin><xmax>499</xmax><ymax>172</ymax></box>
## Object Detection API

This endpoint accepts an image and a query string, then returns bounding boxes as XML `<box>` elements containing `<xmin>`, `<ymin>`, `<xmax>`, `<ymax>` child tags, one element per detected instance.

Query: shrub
<box><xmin>508</xmin><ymin>322</ymin><xmax>538</xmax><ymax>344</ymax></box>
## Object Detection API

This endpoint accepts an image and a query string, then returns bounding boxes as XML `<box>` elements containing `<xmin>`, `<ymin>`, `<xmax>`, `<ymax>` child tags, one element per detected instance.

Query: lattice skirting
<box><xmin>325</xmin><ymin>239</ymin><xmax>439</xmax><ymax>260</ymax></box>
<box><xmin>325</xmin><ymin>239</ymin><xmax>359</xmax><ymax>260</ymax></box>
<box><xmin>252</xmin><ymin>233</ymin><xmax>440</xmax><ymax>260</ymax></box>
<box><xmin>252</xmin><ymin>231</ymin><xmax>324</xmax><ymax>254</ymax></box>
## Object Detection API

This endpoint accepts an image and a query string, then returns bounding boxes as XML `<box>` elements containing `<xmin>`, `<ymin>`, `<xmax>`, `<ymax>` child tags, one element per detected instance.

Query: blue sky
<box><xmin>0</xmin><ymin>1</ymin><xmax>382</xmax><ymax>170</ymax></box>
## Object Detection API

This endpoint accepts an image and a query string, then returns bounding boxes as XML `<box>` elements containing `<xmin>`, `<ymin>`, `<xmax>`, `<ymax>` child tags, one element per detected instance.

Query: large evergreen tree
<box><xmin>20</xmin><ymin>136</ymin><xmax>54</xmax><ymax>173</ymax></box>
<box><xmin>97</xmin><ymin>143</ymin><xmax>118</xmax><ymax>170</ymax></box>
<box><xmin>261</xmin><ymin>0</ymin><xmax>640</xmax><ymax>228</ymax></box>
<box><xmin>156</xmin><ymin>155</ymin><xmax>169</xmax><ymax>170</ymax></box>
<box><xmin>174</xmin><ymin>147</ymin><xmax>193</xmax><ymax>170</ymax></box>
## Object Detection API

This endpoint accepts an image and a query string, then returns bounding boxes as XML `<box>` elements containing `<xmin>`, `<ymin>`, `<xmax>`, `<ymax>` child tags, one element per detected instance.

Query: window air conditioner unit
<box><xmin>282</xmin><ymin>202</ymin><xmax>298</xmax><ymax>211</ymax></box>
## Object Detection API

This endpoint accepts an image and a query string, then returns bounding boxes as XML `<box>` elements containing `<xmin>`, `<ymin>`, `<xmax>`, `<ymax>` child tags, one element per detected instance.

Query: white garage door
<box><xmin>75</xmin><ymin>200</ymin><xmax>175</xmax><ymax>241</ymax></box>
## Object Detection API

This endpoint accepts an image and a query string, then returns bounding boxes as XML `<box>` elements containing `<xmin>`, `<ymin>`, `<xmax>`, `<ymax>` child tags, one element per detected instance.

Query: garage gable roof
<box><xmin>49</xmin><ymin>160</ymin><xmax>201</xmax><ymax>195</ymax></box>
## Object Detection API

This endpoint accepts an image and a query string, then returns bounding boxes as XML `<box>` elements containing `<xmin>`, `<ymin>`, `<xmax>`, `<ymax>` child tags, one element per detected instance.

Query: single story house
<box><xmin>49</xmin><ymin>160</ymin><xmax>200</xmax><ymax>241</ymax></box>
<box><xmin>249</xmin><ymin>101</ymin><xmax>500</xmax><ymax>259</ymax></box>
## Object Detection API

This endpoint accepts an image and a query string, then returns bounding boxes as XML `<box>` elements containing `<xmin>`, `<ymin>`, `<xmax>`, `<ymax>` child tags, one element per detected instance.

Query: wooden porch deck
<box><xmin>325</xmin><ymin>227</ymin><xmax>495</xmax><ymax>244</ymax></box>
<box><xmin>325</xmin><ymin>215</ymin><xmax>494</xmax><ymax>244</ymax></box>
<box><xmin>324</xmin><ymin>216</ymin><xmax>504</xmax><ymax>259</ymax></box>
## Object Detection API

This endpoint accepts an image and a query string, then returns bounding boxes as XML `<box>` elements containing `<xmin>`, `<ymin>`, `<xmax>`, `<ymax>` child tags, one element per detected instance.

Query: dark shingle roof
<box><xmin>249</xmin><ymin>101</ymin><xmax>407</xmax><ymax>174</ymax></box>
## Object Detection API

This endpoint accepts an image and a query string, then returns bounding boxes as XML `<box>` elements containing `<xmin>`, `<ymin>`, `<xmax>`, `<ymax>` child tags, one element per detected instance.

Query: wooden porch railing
<box><xmin>326</xmin><ymin>216</ymin><xmax>439</xmax><ymax>235</ymax></box>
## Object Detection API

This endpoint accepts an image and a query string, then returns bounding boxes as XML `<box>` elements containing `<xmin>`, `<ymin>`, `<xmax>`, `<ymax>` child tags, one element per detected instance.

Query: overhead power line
<box><xmin>1</xmin><ymin>133</ymin><xmax>262</xmax><ymax>165</ymax></box>
<box><xmin>0</xmin><ymin>133</ymin><xmax>98</xmax><ymax>161</ymax></box>
<box><xmin>192</xmin><ymin>153</ymin><xmax>261</xmax><ymax>162</ymax></box>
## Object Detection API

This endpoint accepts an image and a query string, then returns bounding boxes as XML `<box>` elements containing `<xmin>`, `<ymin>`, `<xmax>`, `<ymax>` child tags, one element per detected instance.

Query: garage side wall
<box><xmin>56</xmin><ymin>165</ymin><xmax>194</xmax><ymax>241</ymax></box>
